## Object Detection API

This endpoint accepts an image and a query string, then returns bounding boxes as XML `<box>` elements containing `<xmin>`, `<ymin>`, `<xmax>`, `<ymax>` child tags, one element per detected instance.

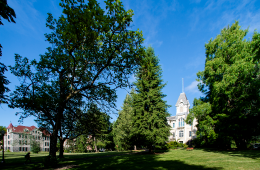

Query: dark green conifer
<box><xmin>131</xmin><ymin>46</ymin><xmax>170</xmax><ymax>152</ymax></box>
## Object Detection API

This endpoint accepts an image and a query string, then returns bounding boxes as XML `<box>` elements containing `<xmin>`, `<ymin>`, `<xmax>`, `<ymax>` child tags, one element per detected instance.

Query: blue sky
<box><xmin>1</xmin><ymin>0</ymin><xmax>260</xmax><ymax>128</ymax></box>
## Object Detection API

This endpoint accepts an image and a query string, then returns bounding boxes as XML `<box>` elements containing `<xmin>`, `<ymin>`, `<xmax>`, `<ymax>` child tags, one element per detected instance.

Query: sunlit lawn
<box><xmin>1</xmin><ymin>149</ymin><xmax>260</xmax><ymax>170</ymax></box>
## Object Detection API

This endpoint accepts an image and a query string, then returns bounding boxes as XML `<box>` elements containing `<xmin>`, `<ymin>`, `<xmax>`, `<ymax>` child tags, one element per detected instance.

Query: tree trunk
<box><xmin>149</xmin><ymin>145</ymin><xmax>153</xmax><ymax>153</ymax></box>
<box><xmin>94</xmin><ymin>136</ymin><xmax>98</xmax><ymax>152</ymax></box>
<box><xmin>59</xmin><ymin>138</ymin><xmax>65</xmax><ymax>158</ymax></box>
<box><xmin>50</xmin><ymin>131</ymin><xmax>57</xmax><ymax>157</ymax></box>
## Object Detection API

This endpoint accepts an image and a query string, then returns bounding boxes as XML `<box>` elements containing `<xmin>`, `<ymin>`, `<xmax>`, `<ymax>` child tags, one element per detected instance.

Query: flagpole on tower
<box><xmin>182</xmin><ymin>78</ymin><xmax>184</xmax><ymax>93</ymax></box>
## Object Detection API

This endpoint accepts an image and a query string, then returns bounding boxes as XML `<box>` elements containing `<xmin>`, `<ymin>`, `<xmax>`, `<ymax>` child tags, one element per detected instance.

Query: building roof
<box><xmin>7</xmin><ymin>123</ymin><xmax>13</xmax><ymax>129</ymax></box>
<box><xmin>7</xmin><ymin>123</ymin><xmax>50</xmax><ymax>136</ymax></box>
<box><xmin>175</xmin><ymin>92</ymin><xmax>189</xmax><ymax>106</ymax></box>
<box><xmin>167</xmin><ymin>116</ymin><xmax>176</xmax><ymax>120</ymax></box>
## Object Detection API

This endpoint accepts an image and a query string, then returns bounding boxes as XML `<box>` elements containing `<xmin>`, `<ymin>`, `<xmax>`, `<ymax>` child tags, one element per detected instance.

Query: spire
<box><xmin>7</xmin><ymin>123</ymin><xmax>13</xmax><ymax>129</ymax></box>
<box><xmin>182</xmin><ymin>78</ymin><xmax>184</xmax><ymax>93</ymax></box>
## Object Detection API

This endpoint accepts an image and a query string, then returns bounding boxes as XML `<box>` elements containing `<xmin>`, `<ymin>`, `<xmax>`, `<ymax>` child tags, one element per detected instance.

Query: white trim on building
<box><xmin>167</xmin><ymin>92</ymin><xmax>197</xmax><ymax>144</ymax></box>
<box><xmin>4</xmin><ymin>123</ymin><xmax>50</xmax><ymax>152</ymax></box>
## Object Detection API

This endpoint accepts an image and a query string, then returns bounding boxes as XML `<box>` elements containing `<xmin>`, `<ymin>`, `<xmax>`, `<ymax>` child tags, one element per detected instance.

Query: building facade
<box><xmin>4</xmin><ymin>123</ymin><xmax>50</xmax><ymax>152</ymax></box>
<box><xmin>167</xmin><ymin>92</ymin><xmax>197</xmax><ymax>144</ymax></box>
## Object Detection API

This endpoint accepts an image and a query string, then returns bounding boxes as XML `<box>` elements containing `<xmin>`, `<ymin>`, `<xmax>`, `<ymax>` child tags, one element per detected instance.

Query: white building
<box><xmin>167</xmin><ymin>92</ymin><xmax>197</xmax><ymax>144</ymax></box>
<box><xmin>4</xmin><ymin>123</ymin><xmax>50</xmax><ymax>152</ymax></box>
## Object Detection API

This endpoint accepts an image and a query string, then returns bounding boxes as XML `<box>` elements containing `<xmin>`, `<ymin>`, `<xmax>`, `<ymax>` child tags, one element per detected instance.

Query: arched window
<box><xmin>179</xmin><ymin>130</ymin><xmax>183</xmax><ymax>137</ymax></box>
<box><xmin>178</xmin><ymin>118</ymin><xmax>185</xmax><ymax>127</ymax></box>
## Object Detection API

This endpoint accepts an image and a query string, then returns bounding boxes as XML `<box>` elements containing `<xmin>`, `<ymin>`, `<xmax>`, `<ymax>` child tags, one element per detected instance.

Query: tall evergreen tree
<box><xmin>131</xmin><ymin>46</ymin><xmax>170</xmax><ymax>152</ymax></box>
<box><xmin>113</xmin><ymin>89</ymin><xmax>134</xmax><ymax>151</ymax></box>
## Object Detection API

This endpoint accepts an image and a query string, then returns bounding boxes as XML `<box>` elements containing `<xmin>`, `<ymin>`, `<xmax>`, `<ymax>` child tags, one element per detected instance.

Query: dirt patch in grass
<box><xmin>53</xmin><ymin>164</ymin><xmax>79</xmax><ymax>170</ymax></box>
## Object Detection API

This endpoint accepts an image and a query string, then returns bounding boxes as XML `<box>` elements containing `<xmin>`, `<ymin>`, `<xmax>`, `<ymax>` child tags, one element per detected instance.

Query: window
<box><xmin>8</xmin><ymin>129</ymin><xmax>9</xmax><ymax>132</ymax></box>
<box><xmin>8</xmin><ymin>141</ymin><xmax>10</xmax><ymax>145</ymax></box>
<box><xmin>25</xmin><ymin>135</ymin><xmax>27</xmax><ymax>139</ymax></box>
<box><xmin>8</xmin><ymin>135</ymin><xmax>9</xmax><ymax>139</ymax></box>
<box><xmin>45</xmin><ymin>142</ymin><xmax>49</xmax><ymax>146</ymax></box>
<box><xmin>25</xmin><ymin>147</ymin><xmax>27</xmax><ymax>151</ymax></box>
<box><xmin>19</xmin><ymin>140</ymin><xmax>21</xmax><ymax>145</ymax></box>
<box><xmin>172</xmin><ymin>123</ymin><xmax>175</xmax><ymax>128</ymax></box>
<box><xmin>178</xmin><ymin>118</ymin><xmax>185</xmax><ymax>127</ymax></box>
<box><xmin>19</xmin><ymin>134</ymin><xmax>21</xmax><ymax>138</ymax></box>
<box><xmin>189</xmin><ymin>131</ymin><xmax>192</xmax><ymax>137</ymax></box>
<box><xmin>38</xmin><ymin>136</ymin><xmax>40</xmax><ymax>140</ymax></box>
<box><xmin>8</xmin><ymin>147</ymin><xmax>10</xmax><ymax>150</ymax></box>
<box><xmin>179</xmin><ymin>130</ymin><xmax>183</xmax><ymax>137</ymax></box>
<box><xmin>180</xmin><ymin>106</ymin><xmax>183</xmax><ymax>112</ymax></box>
<box><xmin>19</xmin><ymin>147</ymin><xmax>21</xmax><ymax>151</ymax></box>
<box><xmin>173</xmin><ymin>132</ymin><xmax>175</xmax><ymax>137</ymax></box>
<box><xmin>25</xmin><ymin>140</ymin><xmax>27</xmax><ymax>145</ymax></box>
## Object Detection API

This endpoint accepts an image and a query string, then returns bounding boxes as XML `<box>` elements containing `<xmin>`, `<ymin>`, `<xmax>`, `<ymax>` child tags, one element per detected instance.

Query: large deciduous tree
<box><xmin>9</xmin><ymin>0</ymin><xmax>144</xmax><ymax>157</ymax></box>
<box><xmin>196</xmin><ymin>21</ymin><xmax>260</xmax><ymax>149</ymax></box>
<box><xmin>0</xmin><ymin>0</ymin><xmax>16</xmax><ymax>104</ymax></box>
<box><xmin>131</xmin><ymin>47</ymin><xmax>170</xmax><ymax>152</ymax></box>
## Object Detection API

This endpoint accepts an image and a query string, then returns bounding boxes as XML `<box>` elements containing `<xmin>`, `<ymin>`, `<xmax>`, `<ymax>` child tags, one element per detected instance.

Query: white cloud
<box><xmin>188</xmin><ymin>0</ymin><xmax>260</xmax><ymax>35</ymax></box>
<box><xmin>185</xmin><ymin>80</ymin><xmax>200</xmax><ymax>93</ymax></box>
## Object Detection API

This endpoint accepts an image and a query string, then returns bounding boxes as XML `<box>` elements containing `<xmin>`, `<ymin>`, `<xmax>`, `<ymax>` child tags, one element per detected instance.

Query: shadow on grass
<box><xmin>64</xmin><ymin>151</ymin><xmax>223</xmax><ymax>170</ymax></box>
<box><xmin>200</xmin><ymin>148</ymin><xmax>260</xmax><ymax>159</ymax></box>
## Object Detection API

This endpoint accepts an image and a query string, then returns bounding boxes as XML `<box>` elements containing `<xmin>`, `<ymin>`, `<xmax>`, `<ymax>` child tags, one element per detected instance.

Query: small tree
<box><xmin>30</xmin><ymin>140</ymin><xmax>41</xmax><ymax>153</ymax></box>
<box><xmin>113</xmin><ymin>90</ymin><xmax>134</xmax><ymax>151</ymax></box>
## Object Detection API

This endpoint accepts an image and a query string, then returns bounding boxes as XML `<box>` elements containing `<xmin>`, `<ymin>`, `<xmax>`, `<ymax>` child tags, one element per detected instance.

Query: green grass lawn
<box><xmin>1</xmin><ymin>149</ymin><xmax>260</xmax><ymax>170</ymax></box>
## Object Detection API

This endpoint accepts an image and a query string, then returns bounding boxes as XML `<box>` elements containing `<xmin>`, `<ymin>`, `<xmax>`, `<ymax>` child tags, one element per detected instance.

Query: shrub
<box><xmin>183</xmin><ymin>144</ymin><xmax>188</xmax><ymax>149</ymax></box>
<box><xmin>31</xmin><ymin>141</ymin><xmax>41</xmax><ymax>153</ymax></box>
<box><xmin>64</xmin><ymin>149</ymin><xmax>69</xmax><ymax>153</ymax></box>
<box><xmin>7</xmin><ymin>149</ymin><xmax>10</xmax><ymax>152</ymax></box>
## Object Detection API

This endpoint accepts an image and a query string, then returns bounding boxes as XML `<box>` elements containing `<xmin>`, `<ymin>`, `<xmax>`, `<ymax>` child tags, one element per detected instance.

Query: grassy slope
<box><xmin>1</xmin><ymin>149</ymin><xmax>260</xmax><ymax>170</ymax></box>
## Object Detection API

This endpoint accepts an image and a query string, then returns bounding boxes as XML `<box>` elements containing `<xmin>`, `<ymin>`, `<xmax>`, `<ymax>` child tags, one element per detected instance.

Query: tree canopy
<box><xmin>9</xmin><ymin>0</ymin><xmax>145</xmax><ymax>157</ymax></box>
<box><xmin>191</xmin><ymin>21</ymin><xmax>260</xmax><ymax>148</ymax></box>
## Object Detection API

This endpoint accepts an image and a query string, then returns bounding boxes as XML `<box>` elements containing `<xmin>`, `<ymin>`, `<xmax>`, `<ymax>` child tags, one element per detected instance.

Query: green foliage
<box><xmin>0</xmin><ymin>0</ymin><xmax>16</xmax><ymax>102</ymax></box>
<box><xmin>76</xmin><ymin>135</ymin><xmax>89</xmax><ymax>153</ymax></box>
<box><xmin>30</xmin><ymin>140</ymin><xmax>41</xmax><ymax>153</ymax></box>
<box><xmin>131</xmin><ymin>46</ymin><xmax>171</xmax><ymax>152</ymax></box>
<box><xmin>0</xmin><ymin>126</ymin><xmax>6</xmax><ymax>141</ymax></box>
<box><xmin>113</xmin><ymin>90</ymin><xmax>134</xmax><ymax>151</ymax></box>
<box><xmin>166</xmin><ymin>141</ymin><xmax>188</xmax><ymax>149</ymax></box>
<box><xmin>9</xmin><ymin>0</ymin><xmax>144</xmax><ymax>157</ymax></box>
<box><xmin>186</xmin><ymin>98</ymin><xmax>217</xmax><ymax>147</ymax></box>
<box><xmin>0</xmin><ymin>0</ymin><xmax>16</xmax><ymax>25</ymax></box>
<box><xmin>183</xmin><ymin>144</ymin><xmax>188</xmax><ymax>149</ymax></box>
<box><xmin>196</xmin><ymin>21</ymin><xmax>260</xmax><ymax>149</ymax></box>
<box><xmin>0</xmin><ymin>45</ymin><xmax>10</xmax><ymax>104</ymax></box>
